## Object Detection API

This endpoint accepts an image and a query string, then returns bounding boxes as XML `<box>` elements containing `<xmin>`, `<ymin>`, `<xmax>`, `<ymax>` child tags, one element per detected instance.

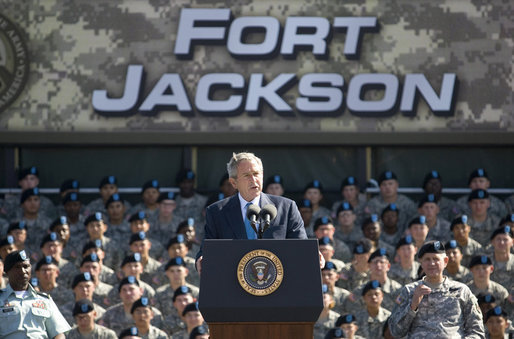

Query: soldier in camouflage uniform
<box><xmin>314</xmin><ymin>285</ymin><xmax>341</xmax><ymax>339</ymax></box>
<box><xmin>443</xmin><ymin>240</ymin><xmax>473</xmax><ymax>284</ymax></box>
<box><xmin>354</xmin><ymin>280</ymin><xmax>392</xmax><ymax>339</ymax></box>
<box><xmin>489</xmin><ymin>226</ymin><xmax>514</xmax><ymax>291</ymax></box>
<box><xmin>0</xmin><ymin>235</ymin><xmax>17</xmax><ymax>260</ymax></box>
<box><xmin>388</xmin><ymin>235</ymin><xmax>420</xmax><ymax>286</ymax></box>
<box><xmin>467</xmin><ymin>189</ymin><xmax>500</xmax><ymax>246</ymax></box>
<box><xmin>33</xmin><ymin>255</ymin><xmax>74</xmax><ymax>307</ymax></box>
<box><xmin>172</xmin><ymin>302</ymin><xmax>206</xmax><ymax>339</ymax></box>
<box><xmin>85</xmin><ymin>175</ymin><xmax>131</xmax><ymax>217</ymax></box>
<box><xmin>173</xmin><ymin>169</ymin><xmax>207</xmax><ymax>237</ymax></box>
<box><xmin>128</xmin><ymin>179</ymin><xmax>161</xmax><ymax>227</ymax></box>
<box><xmin>157</xmin><ymin>257</ymin><xmax>199</xmax><ymax>300</ymax></box>
<box><xmin>82</xmin><ymin>213</ymin><xmax>123</xmax><ymax>270</ymax></box>
<box><xmin>379</xmin><ymin>203</ymin><xmax>403</xmax><ymax>248</ymax></box>
<box><xmin>450</xmin><ymin>215</ymin><xmax>483</xmax><ymax>268</ymax></box>
<box><xmin>298</xmin><ymin>199</ymin><xmax>315</xmax><ymax>238</ymax></box>
<box><xmin>4</xmin><ymin>166</ymin><xmax>57</xmax><ymax>221</ymax></box>
<box><xmin>165</xmin><ymin>235</ymin><xmax>200</xmax><ymax>287</ymax></box>
<box><xmin>335</xmin><ymin>314</ymin><xmax>366</xmax><ymax>339</ymax></box>
<box><xmin>61</xmin><ymin>192</ymin><xmax>88</xmax><ymax>247</ymax></box>
<box><xmin>361</xmin><ymin>215</ymin><xmax>395</xmax><ymax>256</ymax></box>
<box><xmin>5</xmin><ymin>221</ymin><xmax>31</xmax><ymax>256</ymax></box>
<box><xmin>322</xmin><ymin>261</ymin><xmax>351</xmax><ymax>315</ymax></box>
<box><xmin>104</xmin><ymin>193</ymin><xmax>132</xmax><ymax>244</ymax></box>
<box><xmin>127</xmin><ymin>212</ymin><xmax>165</xmax><ymax>262</ymax></box>
<box><xmin>422</xmin><ymin>171</ymin><xmax>461</xmax><ymax>222</ymax></box>
<box><xmin>49</xmin><ymin>216</ymin><xmax>78</xmax><ymax>263</ymax></box>
<box><xmin>389</xmin><ymin>241</ymin><xmax>485</xmax><ymax>338</ymax></box>
<box><xmin>130</xmin><ymin>297</ymin><xmax>169</xmax><ymax>338</ymax></box>
<box><xmin>80</xmin><ymin>249</ymin><xmax>118</xmax><ymax>286</ymax></box>
<box><xmin>457</xmin><ymin>169</ymin><xmax>507</xmax><ymax>220</ymax></box>
<box><xmin>331</xmin><ymin>176</ymin><xmax>368</xmax><ymax>228</ymax></box>
<box><xmin>313</xmin><ymin>216</ymin><xmax>352</xmax><ymax>263</ymax></box>
<box><xmin>156</xmin><ymin>285</ymin><xmax>195</xmax><ymax>336</ymax></box>
<box><xmin>337</xmin><ymin>239</ymin><xmax>371</xmax><ymax>292</ymax></box>
<box><xmin>100</xmin><ymin>276</ymin><xmax>163</xmax><ymax>335</ymax></box>
<box><xmin>55</xmin><ymin>179</ymin><xmax>82</xmax><ymax>216</ymax></box>
<box><xmin>319</xmin><ymin>237</ymin><xmax>345</xmax><ymax>273</ymax></box>
<box><xmin>334</xmin><ymin>202</ymin><xmax>364</xmax><ymax>251</ymax></box>
<box><xmin>419</xmin><ymin>194</ymin><xmax>452</xmax><ymax>243</ymax></box>
<box><xmin>128</xmin><ymin>231</ymin><xmax>164</xmax><ymax>288</ymax></box>
<box><xmin>467</xmin><ymin>255</ymin><xmax>509</xmax><ymax>308</ymax></box>
<box><xmin>365</xmin><ymin>171</ymin><xmax>417</xmax><ymax>231</ymax></box>
<box><xmin>79</xmin><ymin>253</ymin><xmax>114</xmax><ymax>309</ymax></box>
<box><xmin>39</xmin><ymin>232</ymin><xmax>78</xmax><ymax>288</ymax></box>
<box><xmin>304</xmin><ymin>180</ymin><xmax>331</xmax><ymax>230</ymax></box>
<box><xmin>66</xmin><ymin>299</ymin><xmax>117</xmax><ymax>339</ymax></box>
<box><xmin>152</xmin><ymin>191</ymin><xmax>182</xmax><ymax>239</ymax></box>
<box><xmin>484</xmin><ymin>306</ymin><xmax>512</xmax><ymax>339</ymax></box>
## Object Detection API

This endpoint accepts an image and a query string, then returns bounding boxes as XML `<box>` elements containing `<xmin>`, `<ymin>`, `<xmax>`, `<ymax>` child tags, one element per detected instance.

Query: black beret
<box><xmin>362</xmin><ymin>280</ymin><xmax>381</xmax><ymax>296</ymax></box>
<box><xmin>130</xmin><ymin>297</ymin><xmax>150</xmax><ymax>314</ymax></box>
<box><xmin>361</xmin><ymin>214</ymin><xmax>380</xmax><ymax>230</ymax></box>
<box><xmin>476</xmin><ymin>293</ymin><xmax>496</xmax><ymax>305</ymax></box>
<box><xmin>304</xmin><ymin>180</ymin><xmax>323</xmax><ymax>192</ymax></box>
<box><xmin>173</xmin><ymin>285</ymin><xmax>192</xmax><ymax>302</ymax></box>
<box><xmin>189</xmin><ymin>325</ymin><xmax>209</xmax><ymax>338</ymax></box>
<box><xmin>318</xmin><ymin>236</ymin><xmax>334</xmax><ymax>248</ymax></box>
<box><xmin>490</xmin><ymin>225</ymin><xmax>513</xmax><ymax>240</ymax></box>
<box><xmin>396</xmin><ymin>235</ymin><xmax>414</xmax><ymax>250</ymax></box>
<box><xmin>408</xmin><ymin>216</ymin><xmax>427</xmax><ymax>228</ymax></box>
<box><xmin>119</xmin><ymin>327</ymin><xmax>139</xmax><ymax>338</ymax></box>
<box><xmin>129</xmin><ymin>232</ymin><xmax>148</xmax><ymax>245</ymax></box>
<box><xmin>82</xmin><ymin>239</ymin><xmax>104</xmax><ymax>254</ymax></box>
<box><xmin>468</xmin><ymin>168</ymin><xmax>488</xmax><ymax>185</ymax></box>
<box><xmin>335</xmin><ymin>314</ymin><xmax>356</xmax><ymax>326</ymax></box>
<box><xmin>129</xmin><ymin>211</ymin><xmax>147</xmax><ymax>223</ymax></box>
<box><xmin>118</xmin><ymin>276</ymin><xmax>139</xmax><ymax>292</ymax></box>
<box><xmin>177</xmin><ymin>218</ymin><xmax>195</xmax><ymax>233</ymax></box>
<box><xmin>176</xmin><ymin>168</ymin><xmax>195</xmax><ymax>184</ymax></box>
<box><xmin>50</xmin><ymin>216</ymin><xmax>68</xmax><ymax>230</ymax></box>
<box><xmin>105</xmin><ymin>193</ymin><xmax>123</xmax><ymax>209</ymax></box>
<box><xmin>264</xmin><ymin>175</ymin><xmax>283</xmax><ymax>190</ymax></box>
<box><xmin>422</xmin><ymin>170</ymin><xmax>442</xmax><ymax>188</ymax></box>
<box><xmin>417</xmin><ymin>240</ymin><xmax>445</xmax><ymax>259</ymax></box>
<box><xmin>314</xmin><ymin>216</ymin><xmax>334</xmax><ymax>231</ymax></box>
<box><xmin>450</xmin><ymin>215</ymin><xmax>468</xmax><ymax>231</ymax></box>
<box><xmin>182</xmin><ymin>301</ymin><xmax>200</xmax><ymax>316</ymax></box>
<box><xmin>0</xmin><ymin>235</ymin><xmax>15</xmax><ymax>248</ymax></box>
<box><xmin>84</xmin><ymin>212</ymin><xmax>104</xmax><ymax>226</ymax></box>
<box><xmin>324</xmin><ymin>328</ymin><xmax>346</xmax><ymax>339</ymax></box>
<box><xmin>322</xmin><ymin>261</ymin><xmax>338</xmax><ymax>271</ymax></box>
<box><xmin>468</xmin><ymin>189</ymin><xmax>489</xmax><ymax>201</ymax></box>
<box><xmin>7</xmin><ymin>221</ymin><xmax>27</xmax><ymax>233</ymax></box>
<box><xmin>73</xmin><ymin>299</ymin><xmax>94</xmax><ymax>316</ymax></box>
<box><xmin>40</xmin><ymin>232</ymin><xmax>60</xmax><ymax>248</ymax></box>
<box><xmin>35</xmin><ymin>256</ymin><xmax>58</xmax><ymax>271</ymax></box>
<box><xmin>353</xmin><ymin>239</ymin><xmax>372</xmax><ymax>255</ymax></box>
<box><xmin>368</xmin><ymin>248</ymin><xmax>389</xmax><ymax>263</ymax></box>
<box><xmin>445</xmin><ymin>240</ymin><xmax>462</xmax><ymax>252</ymax></box>
<box><xmin>158</xmin><ymin>191</ymin><xmax>176</xmax><ymax>203</ymax></box>
<box><xmin>381</xmin><ymin>203</ymin><xmax>398</xmax><ymax>217</ymax></box>
<box><xmin>60</xmin><ymin>179</ymin><xmax>79</xmax><ymax>193</ymax></box>
<box><xmin>297</xmin><ymin>199</ymin><xmax>312</xmax><ymax>209</ymax></box>
<box><xmin>378</xmin><ymin>171</ymin><xmax>397</xmax><ymax>185</ymax></box>
<box><xmin>71</xmin><ymin>272</ymin><xmax>93</xmax><ymax>289</ymax></box>
<box><xmin>141</xmin><ymin>179</ymin><xmax>159</xmax><ymax>193</ymax></box>
<box><xmin>121</xmin><ymin>253</ymin><xmax>142</xmax><ymax>268</ymax></box>
<box><xmin>484</xmin><ymin>306</ymin><xmax>507</xmax><ymax>323</ymax></box>
<box><xmin>18</xmin><ymin>166</ymin><xmax>38</xmax><ymax>180</ymax></box>
<box><xmin>418</xmin><ymin>194</ymin><xmax>438</xmax><ymax>208</ymax></box>
<box><xmin>167</xmin><ymin>234</ymin><xmax>186</xmax><ymax>249</ymax></box>
<box><xmin>4</xmin><ymin>250</ymin><xmax>29</xmax><ymax>272</ymax></box>
<box><xmin>336</xmin><ymin>202</ymin><xmax>354</xmax><ymax>215</ymax></box>
<box><xmin>63</xmin><ymin>192</ymin><xmax>80</xmax><ymax>204</ymax></box>
<box><xmin>99</xmin><ymin>175</ymin><xmax>117</xmax><ymax>189</ymax></box>
<box><xmin>165</xmin><ymin>257</ymin><xmax>187</xmax><ymax>270</ymax></box>
<box><xmin>80</xmin><ymin>253</ymin><xmax>100</xmax><ymax>267</ymax></box>
<box><xmin>340</xmin><ymin>176</ymin><xmax>358</xmax><ymax>190</ymax></box>
<box><xmin>469</xmin><ymin>255</ymin><xmax>492</xmax><ymax>268</ymax></box>
<box><xmin>20</xmin><ymin>187</ymin><xmax>39</xmax><ymax>204</ymax></box>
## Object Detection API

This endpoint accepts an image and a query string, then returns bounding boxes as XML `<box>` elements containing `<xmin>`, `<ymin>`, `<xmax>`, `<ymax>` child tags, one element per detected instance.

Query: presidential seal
<box><xmin>0</xmin><ymin>13</ymin><xmax>29</xmax><ymax>113</ymax></box>
<box><xmin>237</xmin><ymin>249</ymin><xmax>283</xmax><ymax>296</ymax></box>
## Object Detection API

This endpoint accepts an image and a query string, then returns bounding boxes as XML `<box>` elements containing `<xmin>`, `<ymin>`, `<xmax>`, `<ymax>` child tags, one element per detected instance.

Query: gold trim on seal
<box><xmin>237</xmin><ymin>249</ymin><xmax>284</xmax><ymax>296</ymax></box>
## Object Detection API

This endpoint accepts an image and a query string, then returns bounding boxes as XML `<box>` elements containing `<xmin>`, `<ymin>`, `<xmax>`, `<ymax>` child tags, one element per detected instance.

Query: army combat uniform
<box><xmin>66</xmin><ymin>323</ymin><xmax>117</xmax><ymax>339</ymax></box>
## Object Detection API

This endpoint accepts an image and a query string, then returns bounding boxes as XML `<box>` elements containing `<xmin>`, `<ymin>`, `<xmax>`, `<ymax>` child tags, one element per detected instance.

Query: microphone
<box><xmin>246</xmin><ymin>204</ymin><xmax>261</xmax><ymax>236</ymax></box>
<box><xmin>259</xmin><ymin>204</ymin><xmax>277</xmax><ymax>235</ymax></box>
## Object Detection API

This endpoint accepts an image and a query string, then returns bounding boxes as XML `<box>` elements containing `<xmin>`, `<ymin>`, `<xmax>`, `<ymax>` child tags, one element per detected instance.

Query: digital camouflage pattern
<box><xmin>0</xmin><ymin>0</ymin><xmax>513</xmax><ymax>142</ymax></box>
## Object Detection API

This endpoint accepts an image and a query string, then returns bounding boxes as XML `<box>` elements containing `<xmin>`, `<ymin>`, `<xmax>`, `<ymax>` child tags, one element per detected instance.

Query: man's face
<box><xmin>409</xmin><ymin>224</ymin><xmax>428</xmax><ymax>243</ymax></box>
<box><xmin>179</xmin><ymin>179</ymin><xmax>195</xmax><ymax>198</ymax></box>
<box><xmin>369</xmin><ymin>257</ymin><xmax>390</xmax><ymax>276</ymax></box>
<box><xmin>341</xmin><ymin>323</ymin><xmax>358</xmax><ymax>338</ymax></box>
<box><xmin>83</xmin><ymin>249</ymin><xmax>105</xmax><ymax>262</ymax></box>
<box><xmin>166</xmin><ymin>266</ymin><xmax>188</xmax><ymax>283</ymax></box>
<box><xmin>446</xmin><ymin>248</ymin><xmax>462</xmax><ymax>265</ymax></box>
<box><xmin>119</xmin><ymin>284</ymin><xmax>142</xmax><ymax>303</ymax></box>
<box><xmin>229</xmin><ymin>160</ymin><xmax>263</xmax><ymax>201</ymax></box>
<box><xmin>424</xmin><ymin>178</ymin><xmax>442</xmax><ymax>195</ymax></box>
<box><xmin>342</xmin><ymin>185</ymin><xmax>359</xmax><ymax>201</ymax></box>
<box><xmin>321</xmin><ymin>270</ymin><xmax>338</xmax><ymax>285</ymax></box>
<box><xmin>74</xmin><ymin>281</ymin><xmax>95</xmax><ymax>299</ymax></box>
<box><xmin>54</xmin><ymin>224</ymin><xmax>70</xmax><ymax>243</ymax></box>
<box><xmin>168</xmin><ymin>243</ymin><xmax>188</xmax><ymax>259</ymax></box>
<box><xmin>379</xmin><ymin>179</ymin><xmax>398</xmax><ymax>199</ymax></box>
<box><xmin>36</xmin><ymin>264</ymin><xmax>59</xmax><ymax>283</ymax></box>
<box><xmin>315</xmin><ymin>224</ymin><xmax>335</xmax><ymax>239</ymax></box>
<box><xmin>184</xmin><ymin>310</ymin><xmax>204</xmax><ymax>329</ymax></box>
<box><xmin>363</xmin><ymin>222</ymin><xmax>380</xmax><ymax>241</ymax></box>
<box><xmin>64</xmin><ymin>201</ymin><xmax>81</xmax><ymax>219</ymax></box>
<box><xmin>7</xmin><ymin>260</ymin><xmax>31</xmax><ymax>290</ymax></box>
<box><xmin>470</xmin><ymin>177</ymin><xmax>490</xmax><ymax>190</ymax></box>
<box><xmin>159</xmin><ymin>200</ymin><xmax>176</xmax><ymax>217</ymax></box>
<box><xmin>397</xmin><ymin>245</ymin><xmax>416</xmax><ymax>263</ymax></box>
<box><xmin>173</xmin><ymin>294</ymin><xmax>194</xmax><ymax>314</ymax></box>
<box><xmin>486</xmin><ymin>316</ymin><xmax>509</xmax><ymax>338</ymax></box>
<box><xmin>142</xmin><ymin>188</ymin><xmax>159</xmax><ymax>206</ymax></box>
<box><xmin>80</xmin><ymin>262</ymin><xmax>101</xmax><ymax>279</ymax></box>
<box><xmin>75</xmin><ymin>311</ymin><xmax>96</xmax><ymax>331</ymax></box>
<box><xmin>337</xmin><ymin>210</ymin><xmax>356</xmax><ymax>228</ymax></box>
<box><xmin>179</xmin><ymin>227</ymin><xmax>195</xmax><ymax>243</ymax></box>
<box><xmin>19</xmin><ymin>175</ymin><xmax>39</xmax><ymax>190</ymax></box>
<box><xmin>122</xmin><ymin>262</ymin><xmax>143</xmax><ymax>277</ymax></box>
<box><xmin>420</xmin><ymin>253</ymin><xmax>448</xmax><ymax>279</ymax></box>
<box><xmin>363</xmin><ymin>289</ymin><xmax>383</xmax><ymax>309</ymax></box>
<box><xmin>265</xmin><ymin>183</ymin><xmax>284</xmax><ymax>196</ymax></box>
<box><xmin>299</xmin><ymin>207</ymin><xmax>313</xmax><ymax>225</ymax></box>
<box><xmin>491</xmin><ymin>234</ymin><xmax>513</xmax><ymax>252</ymax></box>
<box><xmin>42</xmin><ymin>241</ymin><xmax>62</xmax><ymax>258</ymax></box>
<box><xmin>469</xmin><ymin>199</ymin><xmax>490</xmax><ymax>216</ymax></box>
<box><xmin>130</xmin><ymin>240</ymin><xmax>150</xmax><ymax>256</ymax></box>
<box><xmin>0</xmin><ymin>244</ymin><xmax>17</xmax><ymax>260</ymax></box>
<box><xmin>9</xmin><ymin>229</ymin><xmax>27</xmax><ymax>245</ymax></box>
<box><xmin>130</xmin><ymin>220</ymin><xmax>149</xmax><ymax>233</ymax></box>
<box><xmin>419</xmin><ymin>203</ymin><xmax>439</xmax><ymax>221</ymax></box>
<box><xmin>452</xmin><ymin>224</ymin><xmax>470</xmax><ymax>243</ymax></box>
<box><xmin>304</xmin><ymin>188</ymin><xmax>322</xmax><ymax>205</ymax></box>
<box><xmin>22</xmin><ymin>196</ymin><xmax>40</xmax><ymax>214</ymax></box>
<box><xmin>381</xmin><ymin>211</ymin><xmax>398</xmax><ymax>228</ymax></box>
<box><xmin>132</xmin><ymin>306</ymin><xmax>153</xmax><ymax>327</ymax></box>
<box><xmin>107</xmin><ymin>201</ymin><xmax>125</xmax><ymax>220</ymax></box>
<box><xmin>319</xmin><ymin>245</ymin><xmax>334</xmax><ymax>261</ymax></box>
<box><xmin>470</xmin><ymin>264</ymin><xmax>492</xmax><ymax>283</ymax></box>
<box><xmin>100</xmin><ymin>184</ymin><xmax>117</xmax><ymax>200</ymax></box>
<box><xmin>86</xmin><ymin>221</ymin><xmax>107</xmax><ymax>239</ymax></box>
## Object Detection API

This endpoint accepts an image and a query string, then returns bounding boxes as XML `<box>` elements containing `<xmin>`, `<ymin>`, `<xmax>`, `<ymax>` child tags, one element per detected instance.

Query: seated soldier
<box><xmin>172</xmin><ymin>301</ymin><xmax>208</xmax><ymax>339</ymax></box>
<box><xmin>66</xmin><ymin>299</ymin><xmax>117</xmax><ymax>339</ymax></box>
<box><xmin>189</xmin><ymin>325</ymin><xmax>209</xmax><ymax>339</ymax></box>
<box><xmin>484</xmin><ymin>306</ymin><xmax>511</xmax><ymax>339</ymax></box>
<box><xmin>322</xmin><ymin>261</ymin><xmax>351</xmax><ymax>315</ymax></box>
<box><xmin>153</xmin><ymin>191</ymin><xmax>181</xmax><ymax>237</ymax></box>
<box><xmin>335</xmin><ymin>314</ymin><xmax>366</xmax><ymax>339</ymax></box>
<box><xmin>128</xmin><ymin>232</ymin><xmax>162</xmax><ymax>288</ymax></box>
<box><xmin>304</xmin><ymin>180</ymin><xmax>331</xmax><ymax>229</ymax></box>
<box><xmin>34</xmin><ymin>256</ymin><xmax>74</xmax><ymax>306</ymax></box>
<box><xmin>118</xmin><ymin>327</ymin><xmax>141</xmax><ymax>339</ymax></box>
<box><xmin>16</xmin><ymin>188</ymin><xmax>52</xmax><ymax>250</ymax></box>
<box><xmin>388</xmin><ymin>235</ymin><xmax>420</xmax><ymax>286</ymax></box>
<box><xmin>81</xmin><ymin>239</ymin><xmax>118</xmax><ymax>285</ymax></box>
<box><xmin>477</xmin><ymin>293</ymin><xmax>497</xmax><ymax>316</ymax></box>
<box><xmin>176</xmin><ymin>218</ymin><xmax>201</xmax><ymax>258</ymax></box>
<box><xmin>443</xmin><ymin>240</ymin><xmax>473</xmax><ymax>283</ymax></box>
<box><xmin>130</xmin><ymin>297</ymin><xmax>169</xmax><ymax>338</ymax></box>
<box><xmin>345</xmin><ymin>248</ymin><xmax>402</xmax><ymax>314</ymax></box>
<box><xmin>99</xmin><ymin>276</ymin><xmax>163</xmax><ymax>335</ymax></box>
<box><xmin>319</xmin><ymin>237</ymin><xmax>345</xmax><ymax>272</ymax></box>
<box><xmin>156</xmin><ymin>258</ymin><xmax>199</xmax><ymax>306</ymax></box>
<box><xmin>450</xmin><ymin>215</ymin><xmax>483</xmax><ymax>267</ymax></box>
<box><xmin>49</xmin><ymin>216</ymin><xmax>77</xmax><ymax>262</ymax></box>
<box><xmin>105</xmin><ymin>193</ymin><xmax>131</xmax><ymax>243</ymax></box>
<box><xmin>82</xmin><ymin>212</ymin><xmax>122</xmax><ymax>270</ymax></box>
<box><xmin>379</xmin><ymin>203</ymin><xmax>402</xmax><ymax>247</ymax></box>
<box><xmin>264</xmin><ymin>174</ymin><xmax>285</xmax><ymax>196</ymax></box>
<box><xmin>337</xmin><ymin>239</ymin><xmax>371</xmax><ymax>292</ymax></box>
<box><xmin>158</xmin><ymin>286</ymin><xmax>196</xmax><ymax>335</ymax></box>
<box><xmin>314</xmin><ymin>216</ymin><xmax>352</xmax><ymax>263</ymax></box>
<box><xmin>418</xmin><ymin>194</ymin><xmax>451</xmax><ymax>243</ymax></box>
<box><xmin>6</xmin><ymin>221</ymin><xmax>29</xmax><ymax>254</ymax></box>
<box><xmin>297</xmin><ymin>199</ymin><xmax>315</xmax><ymax>237</ymax></box>
<box><xmin>331</xmin><ymin>176</ymin><xmax>367</xmax><ymax>228</ymax></box>
<box><xmin>489</xmin><ymin>225</ymin><xmax>514</xmax><ymax>292</ymax></box>
<box><xmin>108</xmin><ymin>253</ymin><xmax>156</xmax><ymax>305</ymax></box>
<box><xmin>422</xmin><ymin>170</ymin><xmax>461</xmax><ymax>222</ymax></box>
<box><xmin>61</xmin><ymin>192</ymin><xmax>87</xmax><ymax>246</ymax></box>
<box><xmin>128</xmin><ymin>180</ymin><xmax>161</xmax><ymax>226</ymax></box>
<box><xmin>173</xmin><ymin>169</ymin><xmax>208</xmax><ymax>231</ymax></box>
<box><xmin>56</xmin><ymin>179</ymin><xmax>81</xmax><ymax>216</ymax></box>
<box><xmin>334</xmin><ymin>202</ymin><xmax>363</xmax><ymax>250</ymax></box>
<box><xmin>79</xmin><ymin>253</ymin><xmax>114</xmax><ymax>309</ymax></box>
<box><xmin>85</xmin><ymin>175</ymin><xmax>131</xmax><ymax>216</ymax></box>
<box><xmin>166</xmin><ymin>235</ymin><xmax>199</xmax><ymax>287</ymax></box>
<box><xmin>405</xmin><ymin>216</ymin><xmax>429</xmax><ymax>250</ymax></box>
<box><xmin>128</xmin><ymin>212</ymin><xmax>164</xmax><ymax>261</ymax></box>
<box><xmin>467</xmin><ymin>255</ymin><xmax>508</xmax><ymax>308</ymax></box>
<box><xmin>39</xmin><ymin>232</ymin><xmax>78</xmax><ymax>287</ymax></box>
<box><xmin>313</xmin><ymin>285</ymin><xmax>341</xmax><ymax>339</ymax></box>
<box><xmin>361</xmin><ymin>215</ymin><xmax>395</xmax><ymax>255</ymax></box>
<box><xmin>0</xmin><ymin>235</ymin><xmax>16</xmax><ymax>260</ymax></box>
<box><xmin>355</xmin><ymin>280</ymin><xmax>392</xmax><ymax>339</ymax></box>
<box><xmin>467</xmin><ymin>189</ymin><xmax>500</xmax><ymax>245</ymax></box>
<box><xmin>60</xmin><ymin>272</ymin><xmax>106</xmax><ymax>325</ymax></box>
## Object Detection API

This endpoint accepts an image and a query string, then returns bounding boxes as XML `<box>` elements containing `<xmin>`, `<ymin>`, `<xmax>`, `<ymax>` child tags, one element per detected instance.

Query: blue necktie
<box><xmin>244</xmin><ymin>202</ymin><xmax>257</xmax><ymax>239</ymax></box>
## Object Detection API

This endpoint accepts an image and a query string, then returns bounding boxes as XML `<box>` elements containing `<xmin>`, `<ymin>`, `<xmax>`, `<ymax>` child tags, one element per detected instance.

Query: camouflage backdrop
<box><xmin>0</xmin><ymin>0</ymin><xmax>512</xmax><ymax>142</ymax></box>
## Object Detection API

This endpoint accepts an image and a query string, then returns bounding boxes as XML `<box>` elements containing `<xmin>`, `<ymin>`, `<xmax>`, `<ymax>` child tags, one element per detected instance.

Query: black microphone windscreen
<box><xmin>246</xmin><ymin>204</ymin><xmax>261</xmax><ymax>218</ymax></box>
<box><xmin>260</xmin><ymin>204</ymin><xmax>278</xmax><ymax>220</ymax></box>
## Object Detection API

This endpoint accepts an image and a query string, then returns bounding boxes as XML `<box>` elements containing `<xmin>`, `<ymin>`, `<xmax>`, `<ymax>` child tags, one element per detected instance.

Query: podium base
<box><xmin>208</xmin><ymin>322</ymin><xmax>314</xmax><ymax>339</ymax></box>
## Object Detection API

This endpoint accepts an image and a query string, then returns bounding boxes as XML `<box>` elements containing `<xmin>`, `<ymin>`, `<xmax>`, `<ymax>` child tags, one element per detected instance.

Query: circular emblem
<box><xmin>0</xmin><ymin>13</ymin><xmax>29</xmax><ymax>113</ymax></box>
<box><xmin>237</xmin><ymin>249</ymin><xmax>283</xmax><ymax>296</ymax></box>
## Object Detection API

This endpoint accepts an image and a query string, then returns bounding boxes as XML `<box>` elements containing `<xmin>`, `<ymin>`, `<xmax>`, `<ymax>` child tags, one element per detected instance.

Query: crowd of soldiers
<box><xmin>0</xmin><ymin>166</ymin><xmax>513</xmax><ymax>338</ymax></box>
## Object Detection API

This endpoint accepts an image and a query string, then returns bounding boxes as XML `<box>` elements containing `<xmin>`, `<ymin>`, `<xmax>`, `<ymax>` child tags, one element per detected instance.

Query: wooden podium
<box><xmin>199</xmin><ymin>239</ymin><xmax>323</xmax><ymax>339</ymax></box>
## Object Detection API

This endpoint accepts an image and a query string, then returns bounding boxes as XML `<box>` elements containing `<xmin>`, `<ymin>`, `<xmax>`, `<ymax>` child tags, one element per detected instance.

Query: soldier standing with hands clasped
<box><xmin>389</xmin><ymin>241</ymin><xmax>485</xmax><ymax>338</ymax></box>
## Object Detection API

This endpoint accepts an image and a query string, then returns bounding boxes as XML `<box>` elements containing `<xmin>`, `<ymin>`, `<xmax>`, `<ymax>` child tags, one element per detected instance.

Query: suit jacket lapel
<box><xmin>225</xmin><ymin>194</ymin><xmax>246</xmax><ymax>239</ymax></box>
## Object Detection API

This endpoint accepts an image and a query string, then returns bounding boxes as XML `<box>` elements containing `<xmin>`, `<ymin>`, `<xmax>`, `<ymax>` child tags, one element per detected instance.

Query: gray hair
<box><xmin>227</xmin><ymin>152</ymin><xmax>263</xmax><ymax>178</ymax></box>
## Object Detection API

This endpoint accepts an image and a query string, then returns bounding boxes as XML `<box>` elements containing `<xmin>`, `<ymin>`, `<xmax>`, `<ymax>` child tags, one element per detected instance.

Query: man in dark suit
<box><xmin>195</xmin><ymin>152</ymin><xmax>309</xmax><ymax>272</ymax></box>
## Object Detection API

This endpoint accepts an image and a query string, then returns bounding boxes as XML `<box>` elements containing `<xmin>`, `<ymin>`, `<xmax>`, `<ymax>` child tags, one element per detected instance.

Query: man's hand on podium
<box><xmin>196</xmin><ymin>256</ymin><xmax>203</xmax><ymax>274</ymax></box>
<box><xmin>319</xmin><ymin>251</ymin><xmax>325</xmax><ymax>269</ymax></box>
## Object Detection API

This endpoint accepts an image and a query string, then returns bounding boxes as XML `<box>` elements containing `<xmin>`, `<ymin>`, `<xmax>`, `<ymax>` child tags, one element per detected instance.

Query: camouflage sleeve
<box><xmin>389</xmin><ymin>285</ymin><xmax>416</xmax><ymax>338</ymax></box>
<box><xmin>461</xmin><ymin>288</ymin><xmax>486</xmax><ymax>339</ymax></box>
